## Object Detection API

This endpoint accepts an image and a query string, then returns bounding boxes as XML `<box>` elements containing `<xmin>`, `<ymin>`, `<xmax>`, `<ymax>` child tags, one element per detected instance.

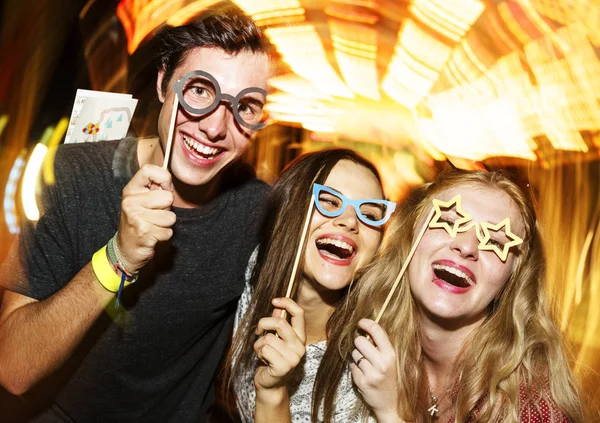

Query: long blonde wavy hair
<box><xmin>331</xmin><ymin>170</ymin><xmax>584</xmax><ymax>422</ymax></box>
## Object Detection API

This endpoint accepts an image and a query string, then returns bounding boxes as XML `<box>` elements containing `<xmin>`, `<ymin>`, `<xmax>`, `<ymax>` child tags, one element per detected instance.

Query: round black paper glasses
<box><xmin>173</xmin><ymin>70</ymin><xmax>268</xmax><ymax>130</ymax></box>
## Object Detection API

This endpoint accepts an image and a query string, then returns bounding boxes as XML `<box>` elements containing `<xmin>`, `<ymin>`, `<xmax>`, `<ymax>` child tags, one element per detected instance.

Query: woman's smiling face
<box><xmin>302</xmin><ymin>160</ymin><xmax>385</xmax><ymax>292</ymax></box>
<box><xmin>408</xmin><ymin>183</ymin><xmax>525</xmax><ymax>326</ymax></box>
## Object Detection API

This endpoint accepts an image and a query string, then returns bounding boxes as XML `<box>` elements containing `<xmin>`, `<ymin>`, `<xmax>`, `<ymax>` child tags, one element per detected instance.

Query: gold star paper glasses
<box><xmin>429</xmin><ymin>194</ymin><xmax>524</xmax><ymax>262</ymax></box>
<box><xmin>374</xmin><ymin>193</ymin><xmax>524</xmax><ymax>324</ymax></box>
<box><xmin>477</xmin><ymin>218</ymin><xmax>523</xmax><ymax>261</ymax></box>
<box><xmin>430</xmin><ymin>195</ymin><xmax>473</xmax><ymax>237</ymax></box>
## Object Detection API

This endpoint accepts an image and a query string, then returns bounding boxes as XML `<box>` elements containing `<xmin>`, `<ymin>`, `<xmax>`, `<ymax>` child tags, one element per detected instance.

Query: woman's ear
<box><xmin>156</xmin><ymin>69</ymin><xmax>166</xmax><ymax>103</ymax></box>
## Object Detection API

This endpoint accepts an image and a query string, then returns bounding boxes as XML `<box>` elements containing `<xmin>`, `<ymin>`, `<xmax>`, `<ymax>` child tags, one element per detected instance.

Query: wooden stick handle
<box><xmin>279</xmin><ymin>195</ymin><xmax>315</xmax><ymax>320</ymax></box>
<box><xmin>162</xmin><ymin>94</ymin><xmax>179</xmax><ymax>170</ymax></box>
<box><xmin>374</xmin><ymin>207</ymin><xmax>435</xmax><ymax>324</ymax></box>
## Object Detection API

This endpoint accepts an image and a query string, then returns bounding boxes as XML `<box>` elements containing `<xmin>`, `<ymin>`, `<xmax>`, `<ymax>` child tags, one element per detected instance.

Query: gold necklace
<box><xmin>428</xmin><ymin>388</ymin><xmax>439</xmax><ymax>417</ymax></box>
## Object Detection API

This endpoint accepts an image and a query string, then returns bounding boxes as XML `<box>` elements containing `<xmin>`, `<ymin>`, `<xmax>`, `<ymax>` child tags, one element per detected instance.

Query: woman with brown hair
<box><xmin>222</xmin><ymin>148</ymin><xmax>396</xmax><ymax>422</ymax></box>
<box><xmin>333</xmin><ymin>170</ymin><xmax>584</xmax><ymax>422</ymax></box>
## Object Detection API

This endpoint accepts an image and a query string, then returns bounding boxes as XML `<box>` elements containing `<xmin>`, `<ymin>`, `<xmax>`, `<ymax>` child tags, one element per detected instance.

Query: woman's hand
<box><xmin>253</xmin><ymin>297</ymin><xmax>307</xmax><ymax>393</ymax></box>
<box><xmin>350</xmin><ymin>318</ymin><xmax>401</xmax><ymax>423</ymax></box>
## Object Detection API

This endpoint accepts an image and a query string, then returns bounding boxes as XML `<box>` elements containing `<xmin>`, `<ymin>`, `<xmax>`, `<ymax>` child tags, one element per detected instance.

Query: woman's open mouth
<box><xmin>316</xmin><ymin>236</ymin><xmax>357</xmax><ymax>265</ymax></box>
<box><xmin>431</xmin><ymin>261</ymin><xmax>476</xmax><ymax>293</ymax></box>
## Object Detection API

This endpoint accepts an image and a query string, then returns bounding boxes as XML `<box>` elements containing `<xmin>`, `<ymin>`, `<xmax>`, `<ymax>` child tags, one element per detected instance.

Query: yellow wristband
<box><xmin>92</xmin><ymin>245</ymin><xmax>131</xmax><ymax>293</ymax></box>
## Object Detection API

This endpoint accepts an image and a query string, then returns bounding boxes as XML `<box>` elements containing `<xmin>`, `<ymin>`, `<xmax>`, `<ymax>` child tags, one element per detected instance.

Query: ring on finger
<box><xmin>356</xmin><ymin>356</ymin><xmax>366</xmax><ymax>366</ymax></box>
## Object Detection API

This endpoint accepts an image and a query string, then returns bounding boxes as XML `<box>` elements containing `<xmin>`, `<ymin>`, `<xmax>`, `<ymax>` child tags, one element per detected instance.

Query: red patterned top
<box><xmin>446</xmin><ymin>384</ymin><xmax>570</xmax><ymax>422</ymax></box>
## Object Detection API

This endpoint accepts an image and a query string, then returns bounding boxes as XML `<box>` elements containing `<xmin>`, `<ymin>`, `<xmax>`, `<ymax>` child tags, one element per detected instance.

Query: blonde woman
<box><xmin>333</xmin><ymin>170</ymin><xmax>584</xmax><ymax>422</ymax></box>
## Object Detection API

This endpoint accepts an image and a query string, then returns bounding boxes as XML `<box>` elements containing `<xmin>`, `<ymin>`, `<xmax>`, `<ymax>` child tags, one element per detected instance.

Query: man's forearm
<box><xmin>0</xmin><ymin>263</ymin><xmax>115</xmax><ymax>394</ymax></box>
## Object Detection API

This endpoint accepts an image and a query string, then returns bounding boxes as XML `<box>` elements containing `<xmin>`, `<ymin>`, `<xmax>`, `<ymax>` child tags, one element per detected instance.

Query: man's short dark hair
<box><xmin>153</xmin><ymin>2</ymin><xmax>269</xmax><ymax>95</ymax></box>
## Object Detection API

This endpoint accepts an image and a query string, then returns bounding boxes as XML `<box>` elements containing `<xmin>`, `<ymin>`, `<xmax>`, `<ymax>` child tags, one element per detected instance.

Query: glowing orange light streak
<box><xmin>486</xmin><ymin>10</ymin><xmax>522</xmax><ymax>54</ymax></box>
<box><xmin>265</xmin><ymin>25</ymin><xmax>354</xmax><ymax>99</ymax></box>
<box><xmin>325</xmin><ymin>6</ymin><xmax>378</xmax><ymax>24</ymax></box>
<box><xmin>252</xmin><ymin>8</ymin><xmax>305</xmax><ymax>23</ymax></box>
<box><xmin>411</xmin><ymin>6</ymin><xmax>464</xmax><ymax>42</ymax></box>
<box><xmin>498</xmin><ymin>3</ymin><xmax>534</xmax><ymax>45</ymax></box>
<box><xmin>42</xmin><ymin>117</ymin><xmax>69</xmax><ymax>185</ymax></box>
<box><xmin>520</xmin><ymin>0</ymin><xmax>570</xmax><ymax>53</ymax></box>
<box><xmin>331</xmin><ymin>34</ymin><xmax>377</xmax><ymax>55</ymax></box>
<box><xmin>411</xmin><ymin>0</ymin><xmax>484</xmax><ymax>42</ymax></box>
<box><xmin>329</xmin><ymin>0</ymin><xmax>376</xmax><ymax>7</ymax></box>
<box><xmin>167</xmin><ymin>0</ymin><xmax>220</xmax><ymax>27</ymax></box>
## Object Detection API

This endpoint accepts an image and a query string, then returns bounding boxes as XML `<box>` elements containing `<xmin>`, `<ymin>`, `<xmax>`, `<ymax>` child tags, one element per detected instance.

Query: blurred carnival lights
<box><xmin>20</xmin><ymin>124</ymin><xmax>54</xmax><ymax>221</ymax></box>
<box><xmin>0</xmin><ymin>115</ymin><xmax>8</xmax><ymax>138</ymax></box>
<box><xmin>21</xmin><ymin>143</ymin><xmax>48</xmax><ymax>222</ymax></box>
<box><xmin>116</xmin><ymin>0</ymin><xmax>600</xmax><ymax>165</ymax></box>
<box><xmin>1</xmin><ymin>0</ymin><xmax>597</xmax><ymax>404</ymax></box>
<box><xmin>113</xmin><ymin>1</ymin><xmax>600</xmax><ymax>402</ymax></box>
<box><xmin>4</xmin><ymin>151</ymin><xmax>26</xmax><ymax>234</ymax></box>
<box><xmin>42</xmin><ymin>117</ymin><xmax>69</xmax><ymax>185</ymax></box>
<box><xmin>14</xmin><ymin>118</ymin><xmax>69</xmax><ymax>224</ymax></box>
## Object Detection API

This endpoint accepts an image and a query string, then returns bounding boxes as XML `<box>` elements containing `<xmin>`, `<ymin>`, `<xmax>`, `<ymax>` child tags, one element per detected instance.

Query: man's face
<box><xmin>156</xmin><ymin>47</ymin><xmax>270</xmax><ymax>189</ymax></box>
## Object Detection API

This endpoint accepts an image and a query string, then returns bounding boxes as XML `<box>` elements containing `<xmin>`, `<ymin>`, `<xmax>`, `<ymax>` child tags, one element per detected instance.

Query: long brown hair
<box><xmin>332</xmin><ymin>170</ymin><xmax>584</xmax><ymax>422</ymax></box>
<box><xmin>222</xmin><ymin>148</ymin><xmax>382</xmax><ymax>421</ymax></box>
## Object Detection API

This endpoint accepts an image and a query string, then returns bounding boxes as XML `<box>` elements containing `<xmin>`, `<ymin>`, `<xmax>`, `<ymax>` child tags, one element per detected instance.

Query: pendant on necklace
<box><xmin>428</xmin><ymin>403</ymin><xmax>439</xmax><ymax>416</ymax></box>
<box><xmin>428</xmin><ymin>390</ymin><xmax>439</xmax><ymax>417</ymax></box>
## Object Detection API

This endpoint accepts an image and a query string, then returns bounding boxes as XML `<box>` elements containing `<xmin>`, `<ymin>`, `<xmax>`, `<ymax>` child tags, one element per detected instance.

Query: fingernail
<box><xmin>272</xmin><ymin>298</ymin><xmax>280</xmax><ymax>304</ymax></box>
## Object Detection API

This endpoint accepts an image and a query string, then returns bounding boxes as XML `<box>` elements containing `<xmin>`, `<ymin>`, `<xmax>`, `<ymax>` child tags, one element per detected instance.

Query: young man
<box><xmin>0</xmin><ymin>4</ymin><xmax>271</xmax><ymax>422</ymax></box>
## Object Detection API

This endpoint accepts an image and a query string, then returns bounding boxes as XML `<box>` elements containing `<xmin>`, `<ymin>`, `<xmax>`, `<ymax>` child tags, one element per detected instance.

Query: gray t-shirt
<box><xmin>11</xmin><ymin>138</ymin><xmax>268</xmax><ymax>422</ymax></box>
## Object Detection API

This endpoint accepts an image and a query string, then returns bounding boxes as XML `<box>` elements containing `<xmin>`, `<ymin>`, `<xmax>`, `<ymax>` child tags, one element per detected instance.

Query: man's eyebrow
<box><xmin>240</xmin><ymin>91</ymin><xmax>266</xmax><ymax>104</ymax></box>
<box><xmin>241</xmin><ymin>95</ymin><xmax>265</xmax><ymax>106</ymax></box>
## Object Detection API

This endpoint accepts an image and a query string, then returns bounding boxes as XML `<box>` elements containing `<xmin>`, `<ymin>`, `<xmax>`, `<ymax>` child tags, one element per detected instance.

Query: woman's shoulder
<box><xmin>234</xmin><ymin>247</ymin><xmax>259</xmax><ymax>332</ymax></box>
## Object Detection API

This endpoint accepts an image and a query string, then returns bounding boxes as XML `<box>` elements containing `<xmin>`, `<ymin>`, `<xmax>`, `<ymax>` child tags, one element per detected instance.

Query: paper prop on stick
<box><xmin>278</xmin><ymin>183</ymin><xmax>396</xmax><ymax>320</ymax></box>
<box><xmin>429</xmin><ymin>195</ymin><xmax>524</xmax><ymax>262</ymax></box>
<box><xmin>161</xmin><ymin>70</ymin><xmax>269</xmax><ymax>170</ymax></box>
<box><xmin>173</xmin><ymin>70</ymin><xmax>268</xmax><ymax>130</ymax></box>
<box><xmin>429</xmin><ymin>195</ymin><xmax>473</xmax><ymax>237</ymax></box>
<box><xmin>65</xmin><ymin>89</ymin><xmax>138</xmax><ymax>143</ymax></box>
<box><xmin>313</xmin><ymin>184</ymin><xmax>397</xmax><ymax>226</ymax></box>
<box><xmin>477</xmin><ymin>219</ymin><xmax>523</xmax><ymax>261</ymax></box>
<box><xmin>277</xmin><ymin>191</ymin><xmax>315</xmax><ymax>321</ymax></box>
<box><xmin>374</xmin><ymin>194</ymin><xmax>523</xmax><ymax>323</ymax></box>
<box><xmin>162</xmin><ymin>94</ymin><xmax>179</xmax><ymax>170</ymax></box>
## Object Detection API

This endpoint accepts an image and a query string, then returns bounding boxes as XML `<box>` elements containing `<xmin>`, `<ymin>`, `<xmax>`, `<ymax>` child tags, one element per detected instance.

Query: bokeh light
<box><xmin>0</xmin><ymin>0</ymin><xmax>599</xmax><ymax>415</ymax></box>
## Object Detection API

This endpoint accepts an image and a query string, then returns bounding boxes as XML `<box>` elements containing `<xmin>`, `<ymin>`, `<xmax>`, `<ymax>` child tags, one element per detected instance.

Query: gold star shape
<box><xmin>478</xmin><ymin>218</ymin><xmax>523</xmax><ymax>262</ymax></box>
<box><xmin>429</xmin><ymin>194</ymin><xmax>473</xmax><ymax>237</ymax></box>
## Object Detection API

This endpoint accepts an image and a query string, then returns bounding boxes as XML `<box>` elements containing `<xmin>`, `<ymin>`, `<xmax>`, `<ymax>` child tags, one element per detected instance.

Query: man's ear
<box><xmin>156</xmin><ymin>69</ymin><xmax>166</xmax><ymax>103</ymax></box>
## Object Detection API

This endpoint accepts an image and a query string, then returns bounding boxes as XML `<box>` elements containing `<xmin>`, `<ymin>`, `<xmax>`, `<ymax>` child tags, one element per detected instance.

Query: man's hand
<box><xmin>117</xmin><ymin>164</ymin><xmax>176</xmax><ymax>272</ymax></box>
